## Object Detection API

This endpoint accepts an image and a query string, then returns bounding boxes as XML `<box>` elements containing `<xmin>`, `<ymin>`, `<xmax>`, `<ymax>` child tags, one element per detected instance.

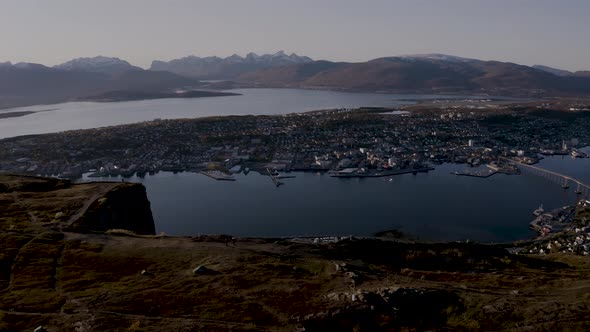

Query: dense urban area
<box><xmin>1</xmin><ymin>102</ymin><xmax>590</xmax><ymax>178</ymax></box>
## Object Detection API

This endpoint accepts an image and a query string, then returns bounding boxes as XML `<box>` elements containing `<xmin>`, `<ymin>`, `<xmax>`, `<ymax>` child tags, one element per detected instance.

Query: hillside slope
<box><xmin>0</xmin><ymin>63</ymin><xmax>200</xmax><ymax>109</ymax></box>
<box><xmin>1</xmin><ymin>174</ymin><xmax>590</xmax><ymax>331</ymax></box>
<box><xmin>239</xmin><ymin>56</ymin><xmax>590</xmax><ymax>96</ymax></box>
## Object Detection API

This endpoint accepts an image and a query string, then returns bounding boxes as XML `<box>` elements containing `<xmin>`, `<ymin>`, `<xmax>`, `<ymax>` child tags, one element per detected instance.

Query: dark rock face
<box><xmin>70</xmin><ymin>183</ymin><xmax>156</xmax><ymax>235</ymax></box>
<box><xmin>0</xmin><ymin>175</ymin><xmax>156</xmax><ymax>235</ymax></box>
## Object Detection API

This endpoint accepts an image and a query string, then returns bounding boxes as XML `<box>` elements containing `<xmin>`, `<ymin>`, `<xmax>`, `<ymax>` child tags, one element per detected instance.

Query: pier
<box><xmin>329</xmin><ymin>167</ymin><xmax>434</xmax><ymax>178</ymax></box>
<box><xmin>199</xmin><ymin>170</ymin><xmax>236</xmax><ymax>181</ymax></box>
<box><xmin>266</xmin><ymin>168</ymin><xmax>284</xmax><ymax>187</ymax></box>
<box><xmin>451</xmin><ymin>170</ymin><xmax>497</xmax><ymax>178</ymax></box>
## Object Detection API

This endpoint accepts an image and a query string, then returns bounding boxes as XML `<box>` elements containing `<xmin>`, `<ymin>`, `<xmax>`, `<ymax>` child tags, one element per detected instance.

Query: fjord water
<box><xmin>0</xmin><ymin>89</ymin><xmax>480</xmax><ymax>139</ymax></box>
<box><xmin>81</xmin><ymin>149</ymin><xmax>590</xmax><ymax>243</ymax></box>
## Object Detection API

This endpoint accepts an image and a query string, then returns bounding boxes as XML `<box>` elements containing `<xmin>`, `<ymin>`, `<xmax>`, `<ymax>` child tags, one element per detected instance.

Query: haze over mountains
<box><xmin>150</xmin><ymin>51</ymin><xmax>313</xmax><ymax>79</ymax></box>
<box><xmin>54</xmin><ymin>56</ymin><xmax>143</xmax><ymax>76</ymax></box>
<box><xmin>1</xmin><ymin>52</ymin><xmax>590</xmax><ymax>110</ymax></box>
<box><xmin>0</xmin><ymin>58</ymin><xmax>199</xmax><ymax>109</ymax></box>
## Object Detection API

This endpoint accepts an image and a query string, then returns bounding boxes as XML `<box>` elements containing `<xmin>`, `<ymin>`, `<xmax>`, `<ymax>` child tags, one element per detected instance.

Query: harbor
<box><xmin>529</xmin><ymin>205</ymin><xmax>576</xmax><ymax>236</ymax></box>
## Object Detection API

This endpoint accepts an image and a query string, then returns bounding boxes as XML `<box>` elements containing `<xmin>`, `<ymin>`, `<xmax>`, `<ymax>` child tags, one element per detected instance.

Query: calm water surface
<box><xmin>0</xmin><ymin>89</ymin><xmax>484</xmax><ymax>139</ymax></box>
<box><xmin>80</xmin><ymin>148</ymin><xmax>590</xmax><ymax>243</ymax></box>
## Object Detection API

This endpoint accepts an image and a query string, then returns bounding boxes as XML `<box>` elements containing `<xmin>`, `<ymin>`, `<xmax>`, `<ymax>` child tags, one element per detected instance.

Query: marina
<box><xmin>529</xmin><ymin>205</ymin><xmax>577</xmax><ymax>236</ymax></box>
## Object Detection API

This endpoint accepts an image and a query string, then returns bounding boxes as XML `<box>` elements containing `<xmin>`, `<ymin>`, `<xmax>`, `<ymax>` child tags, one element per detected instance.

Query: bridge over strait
<box><xmin>500</xmin><ymin>157</ymin><xmax>590</xmax><ymax>199</ymax></box>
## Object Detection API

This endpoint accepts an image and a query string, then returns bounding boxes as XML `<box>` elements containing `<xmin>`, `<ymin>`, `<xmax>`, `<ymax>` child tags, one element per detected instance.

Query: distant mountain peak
<box><xmin>54</xmin><ymin>56</ymin><xmax>142</xmax><ymax>75</ymax></box>
<box><xmin>13</xmin><ymin>62</ymin><xmax>48</xmax><ymax>70</ymax></box>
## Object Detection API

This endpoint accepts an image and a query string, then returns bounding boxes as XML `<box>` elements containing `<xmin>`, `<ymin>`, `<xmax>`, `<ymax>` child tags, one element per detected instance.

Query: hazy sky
<box><xmin>1</xmin><ymin>0</ymin><xmax>588</xmax><ymax>70</ymax></box>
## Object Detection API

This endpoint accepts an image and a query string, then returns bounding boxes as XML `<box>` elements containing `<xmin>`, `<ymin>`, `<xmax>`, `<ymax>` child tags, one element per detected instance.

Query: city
<box><xmin>1</xmin><ymin>101</ymin><xmax>589</xmax><ymax>180</ymax></box>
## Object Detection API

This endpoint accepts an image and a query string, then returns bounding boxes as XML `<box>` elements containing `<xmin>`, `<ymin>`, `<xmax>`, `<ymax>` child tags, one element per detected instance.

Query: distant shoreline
<box><xmin>0</xmin><ymin>90</ymin><xmax>242</xmax><ymax>111</ymax></box>
<box><xmin>0</xmin><ymin>87</ymin><xmax>542</xmax><ymax>111</ymax></box>
<box><xmin>79</xmin><ymin>90</ymin><xmax>242</xmax><ymax>103</ymax></box>
<box><xmin>0</xmin><ymin>108</ymin><xmax>56</xmax><ymax>119</ymax></box>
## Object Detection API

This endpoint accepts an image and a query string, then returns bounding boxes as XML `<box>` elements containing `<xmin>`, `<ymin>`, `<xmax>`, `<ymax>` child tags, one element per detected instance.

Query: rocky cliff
<box><xmin>68</xmin><ymin>183</ymin><xmax>155</xmax><ymax>235</ymax></box>
<box><xmin>0</xmin><ymin>174</ymin><xmax>155</xmax><ymax>235</ymax></box>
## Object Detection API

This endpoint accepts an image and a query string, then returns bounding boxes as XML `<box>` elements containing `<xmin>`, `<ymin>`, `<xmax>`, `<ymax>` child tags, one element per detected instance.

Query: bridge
<box><xmin>500</xmin><ymin>157</ymin><xmax>590</xmax><ymax>198</ymax></box>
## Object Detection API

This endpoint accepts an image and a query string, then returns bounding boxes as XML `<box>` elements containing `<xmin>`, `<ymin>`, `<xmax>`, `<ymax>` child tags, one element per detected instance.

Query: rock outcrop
<box><xmin>0</xmin><ymin>174</ymin><xmax>155</xmax><ymax>235</ymax></box>
<box><xmin>68</xmin><ymin>183</ymin><xmax>155</xmax><ymax>235</ymax></box>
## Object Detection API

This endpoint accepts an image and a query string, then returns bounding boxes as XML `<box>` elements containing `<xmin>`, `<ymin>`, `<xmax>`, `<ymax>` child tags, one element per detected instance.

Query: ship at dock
<box><xmin>533</xmin><ymin>204</ymin><xmax>544</xmax><ymax>217</ymax></box>
<box><xmin>571</xmin><ymin>149</ymin><xmax>589</xmax><ymax>159</ymax></box>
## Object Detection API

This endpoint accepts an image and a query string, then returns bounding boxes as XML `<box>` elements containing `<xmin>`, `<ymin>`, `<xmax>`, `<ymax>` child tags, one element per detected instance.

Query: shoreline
<box><xmin>0</xmin><ymin>108</ymin><xmax>56</xmax><ymax>119</ymax></box>
<box><xmin>0</xmin><ymin>86</ymin><xmax>535</xmax><ymax>112</ymax></box>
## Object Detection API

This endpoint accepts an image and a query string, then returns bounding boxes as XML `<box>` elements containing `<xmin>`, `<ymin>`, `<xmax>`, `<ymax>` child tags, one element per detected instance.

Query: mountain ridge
<box><xmin>2</xmin><ymin>53</ymin><xmax>590</xmax><ymax>109</ymax></box>
<box><xmin>238</xmin><ymin>55</ymin><xmax>590</xmax><ymax>97</ymax></box>
<box><xmin>0</xmin><ymin>61</ymin><xmax>200</xmax><ymax>109</ymax></box>
<box><xmin>150</xmin><ymin>51</ymin><xmax>313</xmax><ymax>79</ymax></box>
<box><xmin>54</xmin><ymin>56</ymin><xmax>143</xmax><ymax>76</ymax></box>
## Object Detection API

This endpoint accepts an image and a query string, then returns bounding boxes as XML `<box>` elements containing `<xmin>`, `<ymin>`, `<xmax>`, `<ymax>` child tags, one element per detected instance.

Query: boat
<box><xmin>575</xmin><ymin>190</ymin><xmax>583</xmax><ymax>195</ymax></box>
<box><xmin>533</xmin><ymin>204</ymin><xmax>544</xmax><ymax>217</ymax></box>
<box><xmin>571</xmin><ymin>149</ymin><xmax>588</xmax><ymax>158</ymax></box>
<box><xmin>562</xmin><ymin>184</ymin><xmax>570</xmax><ymax>189</ymax></box>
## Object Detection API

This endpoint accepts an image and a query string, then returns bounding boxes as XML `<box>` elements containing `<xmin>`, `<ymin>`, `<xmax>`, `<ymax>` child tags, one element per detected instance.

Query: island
<box><xmin>0</xmin><ymin>109</ymin><xmax>56</xmax><ymax>119</ymax></box>
<box><xmin>79</xmin><ymin>89</ymin><xmax>241</xmax><ymax>103</ymax></box>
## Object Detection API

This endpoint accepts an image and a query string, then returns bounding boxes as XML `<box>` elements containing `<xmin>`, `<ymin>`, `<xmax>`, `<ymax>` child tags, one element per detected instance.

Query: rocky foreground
<box><xmin>1</xmin><ymin>175</ymin><xmax>590</xmax><ymax>331</ymax></box>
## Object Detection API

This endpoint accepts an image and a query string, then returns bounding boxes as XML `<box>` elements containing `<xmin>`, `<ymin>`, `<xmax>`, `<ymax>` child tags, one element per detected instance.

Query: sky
<box><xmin>0</xmin><ymin>0</ymin><xmax>589</xmax><ymax>71</ymax></box>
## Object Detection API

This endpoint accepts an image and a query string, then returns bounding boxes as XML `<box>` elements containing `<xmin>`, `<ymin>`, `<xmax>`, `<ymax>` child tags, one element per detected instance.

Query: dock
<box><xmin>529</xmin><ymin>205</ymin><xmax>576</xmax><ymax>237</ymax></box>
<box><xmin>199</xmin><ymin>170</ymin><xmax>236</xmax><ymax>181</ymax></box>
<box><xmin>266</xmin><ymin>168</ymin><xmax>284</xmax><ymax>187</ymax></box>
<box><xmin>329</xmin><ymin>167</ymin><xmax>434</xmax><ymax>178</ymax></box>
<box><xmin>451</xmin><ymin>170</ymin><xmax>497</xmax><ymax>178</ymax></box>
<box><xmin>276</xmin><ymin>175</ymin><xmax>296</xmax><ymax>179</ymax></box>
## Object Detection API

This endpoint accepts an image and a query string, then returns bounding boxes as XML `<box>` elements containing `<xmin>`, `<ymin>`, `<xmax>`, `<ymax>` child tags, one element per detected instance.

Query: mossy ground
<box><xmin>1</xmin><ymin>174</ymin><xmax>590</xmax><ymax>331</ymax></box>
